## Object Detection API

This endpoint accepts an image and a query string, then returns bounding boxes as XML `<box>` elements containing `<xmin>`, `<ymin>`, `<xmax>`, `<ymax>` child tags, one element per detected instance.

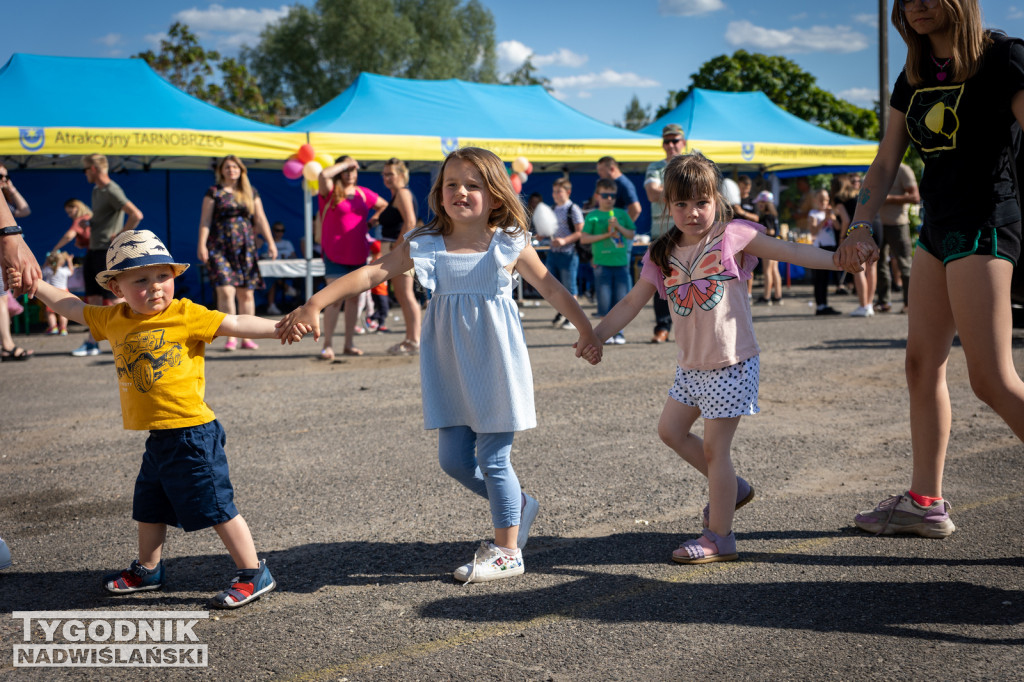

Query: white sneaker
<box><xmin>72</xmin><ymin>342</ymin><xmax>100</xmax><ymax>357</ymax></box>
<box><xmin>519</xmin><ymin>494</ymin><xmax>540</xmax><ymax>550</ymax></box>
<box><xmin>560</xmin><ymin>320</ymin><xmax>576</xmax><ymax>330</ymax></box>
<box><xmin>453</xmin><ymin>542</ymin><xmax>524</xmax><ymax>583</ymax></box>
<box><xmin>284</xmin><ymin>285</ymin><xmax>299</xmax><ymax>298</ymax></box>
<box><xmin>849</xmin><ymin>306</ymin><xmax>871</xmax><ymax>317</ymax></box>
<box><xmin>266</xmin><ymin>303</ymin><xmax>282</xmax><ymax>315</ymax></box>
<box><xmin>613</xmin><ymin>333</ymin><xmax>626</xmax><ymax>344</ymax></box>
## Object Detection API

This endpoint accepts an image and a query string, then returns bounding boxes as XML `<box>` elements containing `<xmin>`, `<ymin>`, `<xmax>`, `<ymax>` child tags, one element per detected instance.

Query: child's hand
<box><xmin>5</xmin><ymin>267</ymin><xmax>22</xmax><ymax>291</ymax></box>
<box><xmin>573</xmin><ymin>330</ymin><xmax>603</xmax><ymax>365</ymax></box>
<box><xmin>275</xmin><ymin>304</ymin><xmax>319</xmax><ymax>344</ymax></box>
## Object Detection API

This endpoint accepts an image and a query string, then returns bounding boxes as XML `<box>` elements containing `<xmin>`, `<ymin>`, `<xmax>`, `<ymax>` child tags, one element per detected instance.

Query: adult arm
<box><xmin>252</xmin><ymin>196</ymin><xmax>277</xmax><ymax>260</ymax></box>
<box><xmin>0</xmin><ymin>200</ymin><xmax>41</xmax><ymax>295</ymax></box>
<box><xmin>318</xmin><ymin>159</ymin><xmax>358</xmax><ymax>198</ymax></box>
<box><xmin>122</xmin><ymin>200</ymin><xmax>143</xmax><ymax>231</ymax></box>
<box><xmin>2</xmin><ymin>180</ymin><xmax>31</xmax><ymax>218</ymax></box>
<box><xmin>885</xmin><ymin>166</ymin><xmax>920</xmax><ymax>205</ymax></box>
<box><xmin>197</xmin><ymin>195</ymin><xmax>214</xmax><ymax>263</ymax></box>
<box><xmin>835</xmin><ymin>107</ymin><xmax>910</xmax><ymax>270</ymax></box>
<box><xmin>52</xmin><ymin>227</ymin><xmax>79</xmax><ymax>254</ymax></box>
<box><xmin>626</xmin><ymin>201</ymin><xmax>642</xmax><ymax>222</ymax></box>
<box><xmin>393</xmin><ymin>188</ymin><xmax>418</xmax><ymax>246</ymax></box>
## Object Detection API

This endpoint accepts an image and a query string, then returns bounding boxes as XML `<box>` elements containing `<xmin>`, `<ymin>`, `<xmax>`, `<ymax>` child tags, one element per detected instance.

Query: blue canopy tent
<box><xmin>287</xmin><ymin>72</ymin><xmax>663</xmax><ymax>169</ymax></box>
<box><xmin>640</xmin><ymin>88</ymin><xmax>878</xmax><ymax>176</ymax></box>
<box><xmin>0</xmin><ymin>54</ymin><xmax>305</xmax><ymax>305</ymax></box>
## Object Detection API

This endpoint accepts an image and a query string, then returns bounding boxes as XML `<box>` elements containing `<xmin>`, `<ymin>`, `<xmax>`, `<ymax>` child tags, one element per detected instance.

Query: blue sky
<box><xmin>5</xmin><ymin>1</ymin><xmax>1024</xmax><ymax>126</ymax></box>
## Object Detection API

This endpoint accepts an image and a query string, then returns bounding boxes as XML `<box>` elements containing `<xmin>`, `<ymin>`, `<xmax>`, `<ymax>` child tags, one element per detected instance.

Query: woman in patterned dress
<box><xmin>198</xmin><ymin>155</ymin><xmax>275</xmax><ymax>351</ymax></box>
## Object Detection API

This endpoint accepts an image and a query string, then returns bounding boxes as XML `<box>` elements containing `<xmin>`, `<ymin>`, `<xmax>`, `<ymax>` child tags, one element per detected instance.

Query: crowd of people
<box><xmin>2</xmin><ymin>0</ymin><xmax>1022</xmax><ymax>594</ymax></box>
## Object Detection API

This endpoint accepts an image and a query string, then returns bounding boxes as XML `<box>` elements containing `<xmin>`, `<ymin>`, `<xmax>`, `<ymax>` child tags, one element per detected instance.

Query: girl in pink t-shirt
<box><xmin>591</xmin><ymin>153</ymin><xmax>868</xmax><ymax>564</ymax></box>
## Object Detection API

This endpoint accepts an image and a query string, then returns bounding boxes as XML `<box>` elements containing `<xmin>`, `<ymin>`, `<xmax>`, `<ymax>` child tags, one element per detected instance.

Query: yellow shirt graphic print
<box><xmin>905</xmin><ymin>84</ymin><xmax>964</xmax><ymax>153</ymax></box>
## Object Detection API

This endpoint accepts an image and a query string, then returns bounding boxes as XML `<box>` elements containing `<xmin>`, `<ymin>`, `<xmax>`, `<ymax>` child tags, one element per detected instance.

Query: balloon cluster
<box><xmin>282</xmin><ymin>144</ymin><xmax>334</xmax><ymax>191</ymax></box>
<box><xmin>508</xmin><ymin>156</ymin><xmax>533</xmax><ymax>194</ymax></box>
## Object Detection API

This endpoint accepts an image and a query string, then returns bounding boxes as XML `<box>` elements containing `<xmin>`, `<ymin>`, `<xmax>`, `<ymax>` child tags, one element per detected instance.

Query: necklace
<box><xmin>931</xmin><ymin>54</ymin><xmax>951</xmax><ymax>81</ymax></box>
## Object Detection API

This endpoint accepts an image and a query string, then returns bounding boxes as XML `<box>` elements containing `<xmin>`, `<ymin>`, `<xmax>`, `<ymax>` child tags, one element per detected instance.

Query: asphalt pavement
<box><xmin>1</xmin><ymin>284</ymin><xmax>1022</xmax><ymax>681</ymax></box>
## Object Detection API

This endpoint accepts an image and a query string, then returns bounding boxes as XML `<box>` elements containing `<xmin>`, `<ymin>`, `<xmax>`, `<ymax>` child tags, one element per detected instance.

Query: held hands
<box><xmin>5</xmin><ymin>266</ymin><xmax>21</xmax><ymax>292</ymax></box>
<box><xmin>832</xmin><ymin>240</ymin><xmax>878</xmax><ymax>274</ymax></box>
<box><xmin>274</xmin><ymin>303</ymin><xmax>319</xmax><ymax>344</ymax></box>
<box><xmin>573</xmin><ymin>329</ymin><xmax>603</xmax><ymax>365</ymax></box>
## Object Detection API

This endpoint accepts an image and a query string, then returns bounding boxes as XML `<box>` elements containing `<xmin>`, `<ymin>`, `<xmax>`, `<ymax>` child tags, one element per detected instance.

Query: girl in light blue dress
<box><xmin>278</xmin><ymin>147</ymin><xmax>602</xmax><ymax>583</ymax></box>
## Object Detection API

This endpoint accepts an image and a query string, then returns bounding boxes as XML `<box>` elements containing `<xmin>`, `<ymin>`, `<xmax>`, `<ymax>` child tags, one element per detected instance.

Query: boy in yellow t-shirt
<box><xmin>19</xmin><ymin>230</ymin><xmax>304</xmax><ymax>609</ymax></box>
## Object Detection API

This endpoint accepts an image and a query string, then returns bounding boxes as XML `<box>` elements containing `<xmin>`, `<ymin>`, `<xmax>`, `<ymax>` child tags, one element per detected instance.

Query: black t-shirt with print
<box><xmin>891</xmin><ymin>32</ymin><xmax>1024</xmax><ymax>229</ymax></box>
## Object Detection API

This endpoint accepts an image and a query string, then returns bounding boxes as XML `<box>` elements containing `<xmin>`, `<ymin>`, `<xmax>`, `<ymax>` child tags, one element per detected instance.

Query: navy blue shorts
<box><xmin>133</xmin><ymin>420</ymin><xmax>238</xmax><ymax>532</ymax></box>
<box><xmin>323</xmin><ymin>259</ymin><xmax>362</xmax><ymax>278</ymax></box>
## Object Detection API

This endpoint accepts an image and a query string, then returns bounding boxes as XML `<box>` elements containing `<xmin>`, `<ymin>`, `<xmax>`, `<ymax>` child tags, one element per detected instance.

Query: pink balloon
<box><xmin>524</xmin><ymin>161</ymin><xmax>533</xmax><ymax>175</ymax></box>
<box><xmin>282</xmin><ymin>158</ymin><xmax>304</xmax><ymax>180</ymax></box>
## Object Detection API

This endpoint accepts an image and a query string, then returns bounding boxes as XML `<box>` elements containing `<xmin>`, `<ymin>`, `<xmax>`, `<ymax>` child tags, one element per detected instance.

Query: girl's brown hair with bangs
<box><xmin>648</xmin><ymin>152</ymin><xmax>733</xmax><ymax>276</ymax></box>
<box><xmin>892</xmin><ymin>0</ymin><xmax>989</xmax><ymax>86</ymax></box>
<box><xmin>416</xmin><ymin>147</ymin><xmax>528</xmax><ymax>239</ymax></box>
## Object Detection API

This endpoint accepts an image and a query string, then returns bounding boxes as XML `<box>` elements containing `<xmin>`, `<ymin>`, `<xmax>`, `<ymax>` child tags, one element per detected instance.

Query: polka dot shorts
<box><xmin>668</xmin><ymin>355</ymin><xmax>761</xmax><ymax>419</ymax></box>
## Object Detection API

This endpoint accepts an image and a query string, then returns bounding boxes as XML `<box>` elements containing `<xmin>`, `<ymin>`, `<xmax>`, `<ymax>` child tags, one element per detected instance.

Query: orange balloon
<box><xmin>510</xmin><ymin>173</ymin><xmax>522</xmax><ymax>193</ymax></box>
<box><xmin>297</xmin><ymin>144</ymin><xmax>316</xmax><ymax>163</ymax></box>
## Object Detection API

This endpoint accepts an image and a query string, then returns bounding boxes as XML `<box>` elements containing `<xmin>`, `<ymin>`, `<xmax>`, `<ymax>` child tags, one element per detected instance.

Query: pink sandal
<box><xmin>672</xmin><ymin>529</ymin><xmax>738</xmax><ymax>564</ymax></box>
<box><xmin>223</xmin><ymin>339</ymin><xmax>237</xmax><ymax>351</ymax></box>
<box><xmin>241</xmin><ymin>340</ymin><xmax>259</xmax><ymax>350</ymax></box>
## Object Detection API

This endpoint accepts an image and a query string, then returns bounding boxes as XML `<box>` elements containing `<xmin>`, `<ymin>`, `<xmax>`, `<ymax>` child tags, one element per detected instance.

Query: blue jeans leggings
<box><xmin>438</xmin><ymin>426</ymin><xmax>520</xmax><ymax>529</ymax></box>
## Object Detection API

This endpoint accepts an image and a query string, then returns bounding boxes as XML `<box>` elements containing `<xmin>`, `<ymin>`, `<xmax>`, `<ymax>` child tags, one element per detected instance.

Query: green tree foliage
<box><xmin>615</xmin><ymin>95</ymin><xmax>653</xmax><ymax>131</ymax></box>
<box><xmin>135</xmin><ymin>23</ymin><xmax>284</xmax><ymax>125</ymax></box>
<box><xmin>504</xmin><ymin>56</ymin><xmax>551</xmax><ymax>90</ymax></box>
<box><xmin>659</xmin><ymin>50</ymin><xmax>878</xmax><ymax>141</ymax></box>
<box><xmin>243</xmin><ymin>0</ymin><xmax>498</xmax><ymax>119</ymax></box>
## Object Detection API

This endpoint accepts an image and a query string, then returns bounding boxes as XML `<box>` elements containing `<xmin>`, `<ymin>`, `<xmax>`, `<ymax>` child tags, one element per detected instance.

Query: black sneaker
<box><xmin>551</xmin><ymin>313</ymin><xmax>565</xmax><ymax>328</ymax></box>
<box><xmin>816</xmin><ymin>306</ymin><xmax>841</xmax><ymax>316</ymax></box>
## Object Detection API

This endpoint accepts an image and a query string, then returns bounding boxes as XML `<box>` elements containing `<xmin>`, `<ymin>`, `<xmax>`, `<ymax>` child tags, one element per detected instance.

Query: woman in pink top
<box><xmin>317</xmin><ymin>156</ymin><xmax>387</xmax><ymax>359</ymax></box>
<box><xmin>590</xmin><ymin>153</ymin><xmax>868</xmax><ymax>564</ymax></box>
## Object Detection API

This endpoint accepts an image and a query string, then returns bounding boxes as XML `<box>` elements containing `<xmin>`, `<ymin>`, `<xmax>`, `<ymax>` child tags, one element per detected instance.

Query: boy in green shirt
<box><xmin>582</xmin><ymin>178</ymin><xmax>636</xmax><ymax>343</ymax></box>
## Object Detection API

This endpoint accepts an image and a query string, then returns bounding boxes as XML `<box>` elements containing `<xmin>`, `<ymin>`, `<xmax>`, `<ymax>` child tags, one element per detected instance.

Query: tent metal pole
<box><xmin>304</xmin><ymin>132</ymin><xmax>314</xmax><ymax>301</ymax></box>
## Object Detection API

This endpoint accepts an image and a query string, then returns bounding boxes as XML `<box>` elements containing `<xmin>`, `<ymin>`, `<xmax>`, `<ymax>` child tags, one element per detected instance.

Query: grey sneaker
<box><xmin>0</xmin><ymin>537</ymin><xmax>11</xmax><ymax>570</ymax></box>
<box><xmin>854</xmin><ymin>492</ymin><xmax>956</xmax><ymax>538</ymax></box>
<box><xmin>453</xmin><ymin>542</ymin><xmax>524</xmax><ymax>584</ymax></box>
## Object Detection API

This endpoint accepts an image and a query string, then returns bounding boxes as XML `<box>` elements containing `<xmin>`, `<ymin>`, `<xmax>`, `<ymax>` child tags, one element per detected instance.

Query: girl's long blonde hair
<box><xmin>215</xmin><ymin>155</ymin><xmax>255</xmax><ymax>215</ymax></box>
<box><xmin>415</xmin><ymin>147</ymin><xmax>527</xmax><ymax>238</ymax></box>
<box><xmin>648</xmin><ymin>152</ymin><xmax>733</xmax><ymax>277</ymax></box>
<box><xmin>892</xmin><ymin>0</ymin><xmax>989</xmax><ymax>86</ymax></box>
<box><xmin>64</xmin><ymin>198</ymin><xmax>92</xmax><ymax>219</ymax></box>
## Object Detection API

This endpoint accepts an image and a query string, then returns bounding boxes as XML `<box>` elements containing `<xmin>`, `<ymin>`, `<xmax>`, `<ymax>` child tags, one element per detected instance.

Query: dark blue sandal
<box><xmin>211</xmin><ymin>559</ymin><xmax>276</xmax><ymax>609</ymax></box>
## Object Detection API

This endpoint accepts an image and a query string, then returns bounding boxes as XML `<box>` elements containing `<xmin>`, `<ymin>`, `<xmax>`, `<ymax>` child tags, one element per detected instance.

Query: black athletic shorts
<box><xmin>917</xmin><ymin>220</ymin><xmax>1021</xmax><ymax>266</ymax></box>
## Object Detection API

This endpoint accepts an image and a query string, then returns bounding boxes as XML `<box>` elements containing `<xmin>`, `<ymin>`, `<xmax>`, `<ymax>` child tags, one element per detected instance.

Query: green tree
<box><xmin>244</xmin><ymin>0</ymin><xmax>498</xmax><ymax>119</ymax></box>
<box><xmin>504</xmin><ymin>56</ymin><xmax>551</xmax><ymax>90</ymax></box>
<box><xmin>659</xmin><ymin>50</ymin><xmax>878</xmax><ymax>141</ymax></box>
<box><xmin>615</xmin><ymin>95</ymin><xmax>652</xmax><ymax>131</ymax></box>
<box><xmin>135</xmin><ymin>22</ymin><xmax>284</xmax><ymax>125</ymax></box>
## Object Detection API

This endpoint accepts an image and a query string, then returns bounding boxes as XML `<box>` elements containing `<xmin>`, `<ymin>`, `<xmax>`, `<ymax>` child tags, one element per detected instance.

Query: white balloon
<box><xmin>302</xmin><ymin>160</ymin><xmax>323</xmax><ymax>182</ymax></box>
<box><xmin>532</xmin><ymin>202</ymin><xmax>558</xmax><ymax>238</ymax></box>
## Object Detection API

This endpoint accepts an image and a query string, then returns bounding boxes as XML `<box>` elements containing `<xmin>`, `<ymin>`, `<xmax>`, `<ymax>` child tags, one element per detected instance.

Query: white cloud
<box><xmin>172</xmin><ymin>4</ymin><xmax>290</xmax><ymax>52</ymax></box>
<box><xmin>659</xmin><ymin>0</ymin><xmax>725</xmax><ymax>16</ymax></box>
<box><xmin>549</xmin><ymin>70</ymin><xmax>659</xmax><ymax>90</ymax></box>
<box><xmin>1010</xmin><ymin>6</ymin><xmax>1024</xmax><ymax>19</ymax></box>
<box><xmin>725</xmin><ymin>20</ymin><xmax>869</xmax><ymax>53</ymax></box>
<box><xmin>97</xmin><ymin>33</ymin><xmax>121</xmax><ymax>48</ymax></box>
<box><xmin>853</xmin><ymin>13</ymin><xmax>878</xmax><ymax>28</ymax></box>
<box><xmin>533</xmin><ymin>48</ymin><xmax>588</xmax><ymax>69</ymax></box>
<box><xmin>838</xmin><ymin>87</ymin><xmax>877</xmax><ymax>106</ymax></box>
<box><xmin>497</xmin><ymin>40</ymin><xmax>587</xmax><ymax>74</ymax></box>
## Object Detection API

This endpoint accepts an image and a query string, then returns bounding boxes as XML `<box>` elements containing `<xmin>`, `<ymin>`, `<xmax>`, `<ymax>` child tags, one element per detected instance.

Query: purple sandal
<box><xmin>703</xmin><ymin>476</ymin><xmax>754</xmax><ymax>528</ymax></box>
<box><xmin>672</xmin><ymin>528</ymin><xmax>738</xmax><ymax>564</ymax></box>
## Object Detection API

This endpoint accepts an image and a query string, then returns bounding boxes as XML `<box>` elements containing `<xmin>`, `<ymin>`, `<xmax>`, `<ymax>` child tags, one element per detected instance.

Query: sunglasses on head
<box><xmin>898</xmin><ymin>0</ymin><xmax>937</xmax><ymax>9</ymax></box>
<box><xmin>599</xmin><ymin>193</ymin><xmax>616</xmax><ymax>199</ymax></box>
